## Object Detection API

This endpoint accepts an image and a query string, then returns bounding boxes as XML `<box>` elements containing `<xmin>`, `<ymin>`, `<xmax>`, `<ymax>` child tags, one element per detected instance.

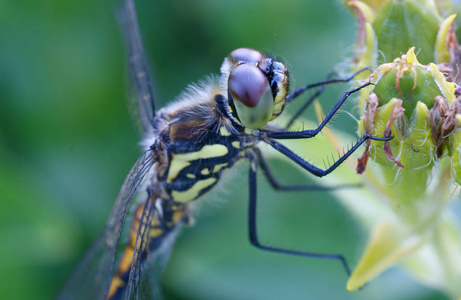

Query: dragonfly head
<box><xmin>221</xmin><ymin>48</ymin><xmax>290</xmax><ymax>129</ymax></box>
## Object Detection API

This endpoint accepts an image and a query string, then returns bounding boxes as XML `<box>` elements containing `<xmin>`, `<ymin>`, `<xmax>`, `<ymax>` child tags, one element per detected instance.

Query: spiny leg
<box><xmin>263</xmin><ymin>79</ymin><xmax>374</xmax><ymax>140</ymax></box>
<box><xmin>285</xmin><ymin>67</ymin><xmax>373</xmax><ymax>104</ymax></box>
<box><xmin>284</xmin><ymin>75</ymin><xmax>329</xmax><ymax>130</ymax></box>
<box><xmin>285</xmin><ymin>67</ymin><xmax>372</xmax><ymax>129</ymax></box>
<box><xmin>254</xmin><ymin>148</ymin><xmax>360</xmax><ymax>191</ymax></box>
<box><xmin>265</xmin><ymin>134</ymin><xmax>390</xmax><ymax>178</ymax></box>
<box><xmin>247</xmin><ymin>154</ymin><xmax>352</xmax><ymax>276</ymax></box>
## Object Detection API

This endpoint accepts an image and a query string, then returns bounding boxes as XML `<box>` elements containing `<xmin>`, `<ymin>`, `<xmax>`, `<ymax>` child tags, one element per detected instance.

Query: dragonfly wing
<box><xmin>125</xmin><ymin>197</ymin><xmax>156</xmax><ymax>299</ymax></box>
<box><xmin>143</xmin><ymin>229</ymin><xmax>179</xmax><ymax>300</ymax></box>
<box><xmin>118</xmin><ymin>0</ymin><xmax>156</xmax><ymax>136</ymax></box>
<box><xmin>59</xmin><ymin>149</ymin><xmax>155</xmax><ymax>300</ymax></box>
<box><xmin>125</xmin><ymin>196</ymin><xmax>180</xmax><ymax>300</ymax></box>
<box><xmin>129</xmin><ymin>242</ymin><xmax>176</xmax><ymax>300</ymax></box>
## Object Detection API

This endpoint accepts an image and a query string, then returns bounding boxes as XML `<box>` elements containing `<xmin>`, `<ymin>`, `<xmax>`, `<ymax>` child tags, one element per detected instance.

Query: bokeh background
<box><xmin>0</xmin><ymin>0</ymin><xmax>448</xmax><ymax>299</ymax></box>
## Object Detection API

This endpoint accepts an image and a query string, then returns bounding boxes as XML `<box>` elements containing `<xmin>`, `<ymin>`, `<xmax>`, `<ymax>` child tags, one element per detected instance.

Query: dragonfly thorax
<box><xmin>220</xmin><ymin>48</ymin><xmax>290</xmax><ymax>129</ymax></box>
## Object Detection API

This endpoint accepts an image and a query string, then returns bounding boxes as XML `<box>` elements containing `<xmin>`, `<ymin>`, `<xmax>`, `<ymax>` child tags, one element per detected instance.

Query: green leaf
<box><xmin>347</xmin><ymin>221</ymin><xmax>425</xmax><ymax>291</ymax></box>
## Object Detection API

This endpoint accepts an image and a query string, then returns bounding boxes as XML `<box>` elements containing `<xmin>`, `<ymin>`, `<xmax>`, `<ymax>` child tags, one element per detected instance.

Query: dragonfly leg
<box><xmin>263</xmin><ymin>79</ymin><xmax>376</xmax><ymax>140</ymax></box>
<box><xmin>247</xmin><ymin>155</ymin><xmax>351</xmax><ymax>276</ymax></box>
<box><xmin>284</xmin><ymin>73</ymin><xmax>332</xmax><ymax>129</ymax></box>
<box><xmin>284</xmin><ymin>68</ymin><xmax>372</xmax><ymax>129</ymax></box>
<box><xmin>254</xmin><ymin>148</ymin><xmax>360</xmax><ymax>191</ymax></box>
<box><xmin>265</xmin><ymin>134</ymin><xmax>390</xmax><ymax>178</ymax></box>
<box><xmin>285</xmin><ymin>67</ymin><xmax>373</xmax><ymax>104</ymax></box>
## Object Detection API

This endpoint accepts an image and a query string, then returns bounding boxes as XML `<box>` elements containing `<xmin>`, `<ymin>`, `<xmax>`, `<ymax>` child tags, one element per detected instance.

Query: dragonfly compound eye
<box><xmin>228</xmin><ymin>63</ymin><xmax>274</xmax><ymax>129</ymax></box>
<box><xmin>228</xmin><ymin>48</ymin><xmax>265</xmax><ymax>64</ymax></box>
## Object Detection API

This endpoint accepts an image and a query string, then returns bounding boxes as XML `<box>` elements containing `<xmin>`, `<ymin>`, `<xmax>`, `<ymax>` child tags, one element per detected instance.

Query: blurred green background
<box><xmin>0</xmin><ymin>0</ymin><xmax>448</xmax><ymax>299</ymax></box>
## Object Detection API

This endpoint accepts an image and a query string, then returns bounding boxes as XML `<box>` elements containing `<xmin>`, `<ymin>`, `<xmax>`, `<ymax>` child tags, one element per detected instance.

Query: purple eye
<box><xmin>228</xmin><ymin>64</ymin><xmax>274</xmax><ymax>129</ymax></box>
<box><xmin>228</xmin><ymin>64</ymin><xmax>268</xmax><ymax>107</ymax></box>
<box><xmin>229</xmin><ymin>48</ymin><xmax>265</xmax><ymax>64</ymax></box>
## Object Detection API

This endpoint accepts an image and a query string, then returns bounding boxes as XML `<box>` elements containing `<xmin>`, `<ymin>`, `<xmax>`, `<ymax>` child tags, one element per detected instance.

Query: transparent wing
<box><xmin>124</xmin><ymin>196</ymin><xmax>181</xmax><ymax>299</ymax></box>
<box><xmin>126</xmin><ymin>198</ymin><xmax>156</xmax><ymax>299</ymax></box>
<box><xmin>128</xmin><ymin>239</ymin><xmax>176</xmax><ymax>300</ymax></box>
<box><xmin>59</xmin><ymin>149</ymin><xmax>155</xmax><ymax>300</ymax></box>
<box><xmin>118</xmin><ymin>0</ymin><xmax>156</xmax><ymax>135</ymax></box>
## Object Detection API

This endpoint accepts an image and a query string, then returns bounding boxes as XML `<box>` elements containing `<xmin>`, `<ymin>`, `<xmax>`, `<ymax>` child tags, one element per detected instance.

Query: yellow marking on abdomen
<box><xmin>108</xmin><ymin>276</ymin><xmax>125</xmax><ymax>299</ymax></box>
<box><xmin>107</xmin><ymin>245</ymin><xmax>134</xmax><ymax>298</ymax></box>
<box><xmin>149</xmin><ymin>228</ymin><xmax>163</xmax><ymax>238</ymax></box>
<box><xmin>167</xmin><ymin>210</ymin><xmax>185</xmax><ymax>226</ymax></box>
<box><xmin>173</xmin><ymin>210</ymin><xmax>184</xmax><ymax>222</ymax></box>
<box><xmin>171</xmin><ymin>178</ymin><xmax>217</xmax><ymax>202</ymax></box>
<box><xmin>186</xmin><ymin>174</ymin><xmax>196</xmax><ymax>179</ymax></box>
<box><xmin>213</xmin><ymin>163</ymin><xmax>228</xmax><ymax>173</ymax></box>
<box><xmin>201</xmin><ymin>168</ymin><xmax>210</xmax><ymax>175</ymax></box>
<box><xmin>167</xmin><ymin>145</ymin><xmax>228</xmax><ymax>183</ymax></box>
<box><xmin>118</xmin><ymin>248</ymin><xmax>134</xmax><ymax>273</ymax></box>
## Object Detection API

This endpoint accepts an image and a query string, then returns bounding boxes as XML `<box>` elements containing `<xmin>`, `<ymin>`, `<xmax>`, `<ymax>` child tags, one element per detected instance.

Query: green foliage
<box><xmin>0</xmin><ymin>0</ymin><xmax>449</xmax><ymax>299</ymax></box>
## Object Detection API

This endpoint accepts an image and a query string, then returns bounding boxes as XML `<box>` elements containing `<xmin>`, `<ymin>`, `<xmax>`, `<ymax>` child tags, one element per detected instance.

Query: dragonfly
<box><xmin>59</xmin><ymin>0</ymin><xmax>391</xmax><ymax>299</ymax></box>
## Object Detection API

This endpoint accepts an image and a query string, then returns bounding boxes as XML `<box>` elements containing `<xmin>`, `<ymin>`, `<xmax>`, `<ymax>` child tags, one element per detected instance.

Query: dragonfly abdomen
<box><xmin>107</xmin><ymin>200</ymin><xmax>190</xmax><ymax>300</ymax></box>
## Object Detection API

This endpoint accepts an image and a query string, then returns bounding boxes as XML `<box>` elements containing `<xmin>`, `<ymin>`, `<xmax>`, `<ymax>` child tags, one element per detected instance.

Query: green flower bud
<box><xmin>357</xmin><ymin>48</ymin><xmax>457</xmax><ymax>219</ymax></box>
<box><xmin>347</xmin><ymin>0</ymin><xmax>459</xmax><ymax>71</ymax></box>
<box><xmin>372</xmin><ymin>0</ymin><xmax>441</xmax><ymax>64</ymax></box>
<box><xmin>342</xmin><ymin>1</ymin><xmax>461</xmax><ymax>296</ymax></box>
<box><xmin>348</xmin><ymin>31</ymin><xmax>461</xmax><ymax>300</ymax></box>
